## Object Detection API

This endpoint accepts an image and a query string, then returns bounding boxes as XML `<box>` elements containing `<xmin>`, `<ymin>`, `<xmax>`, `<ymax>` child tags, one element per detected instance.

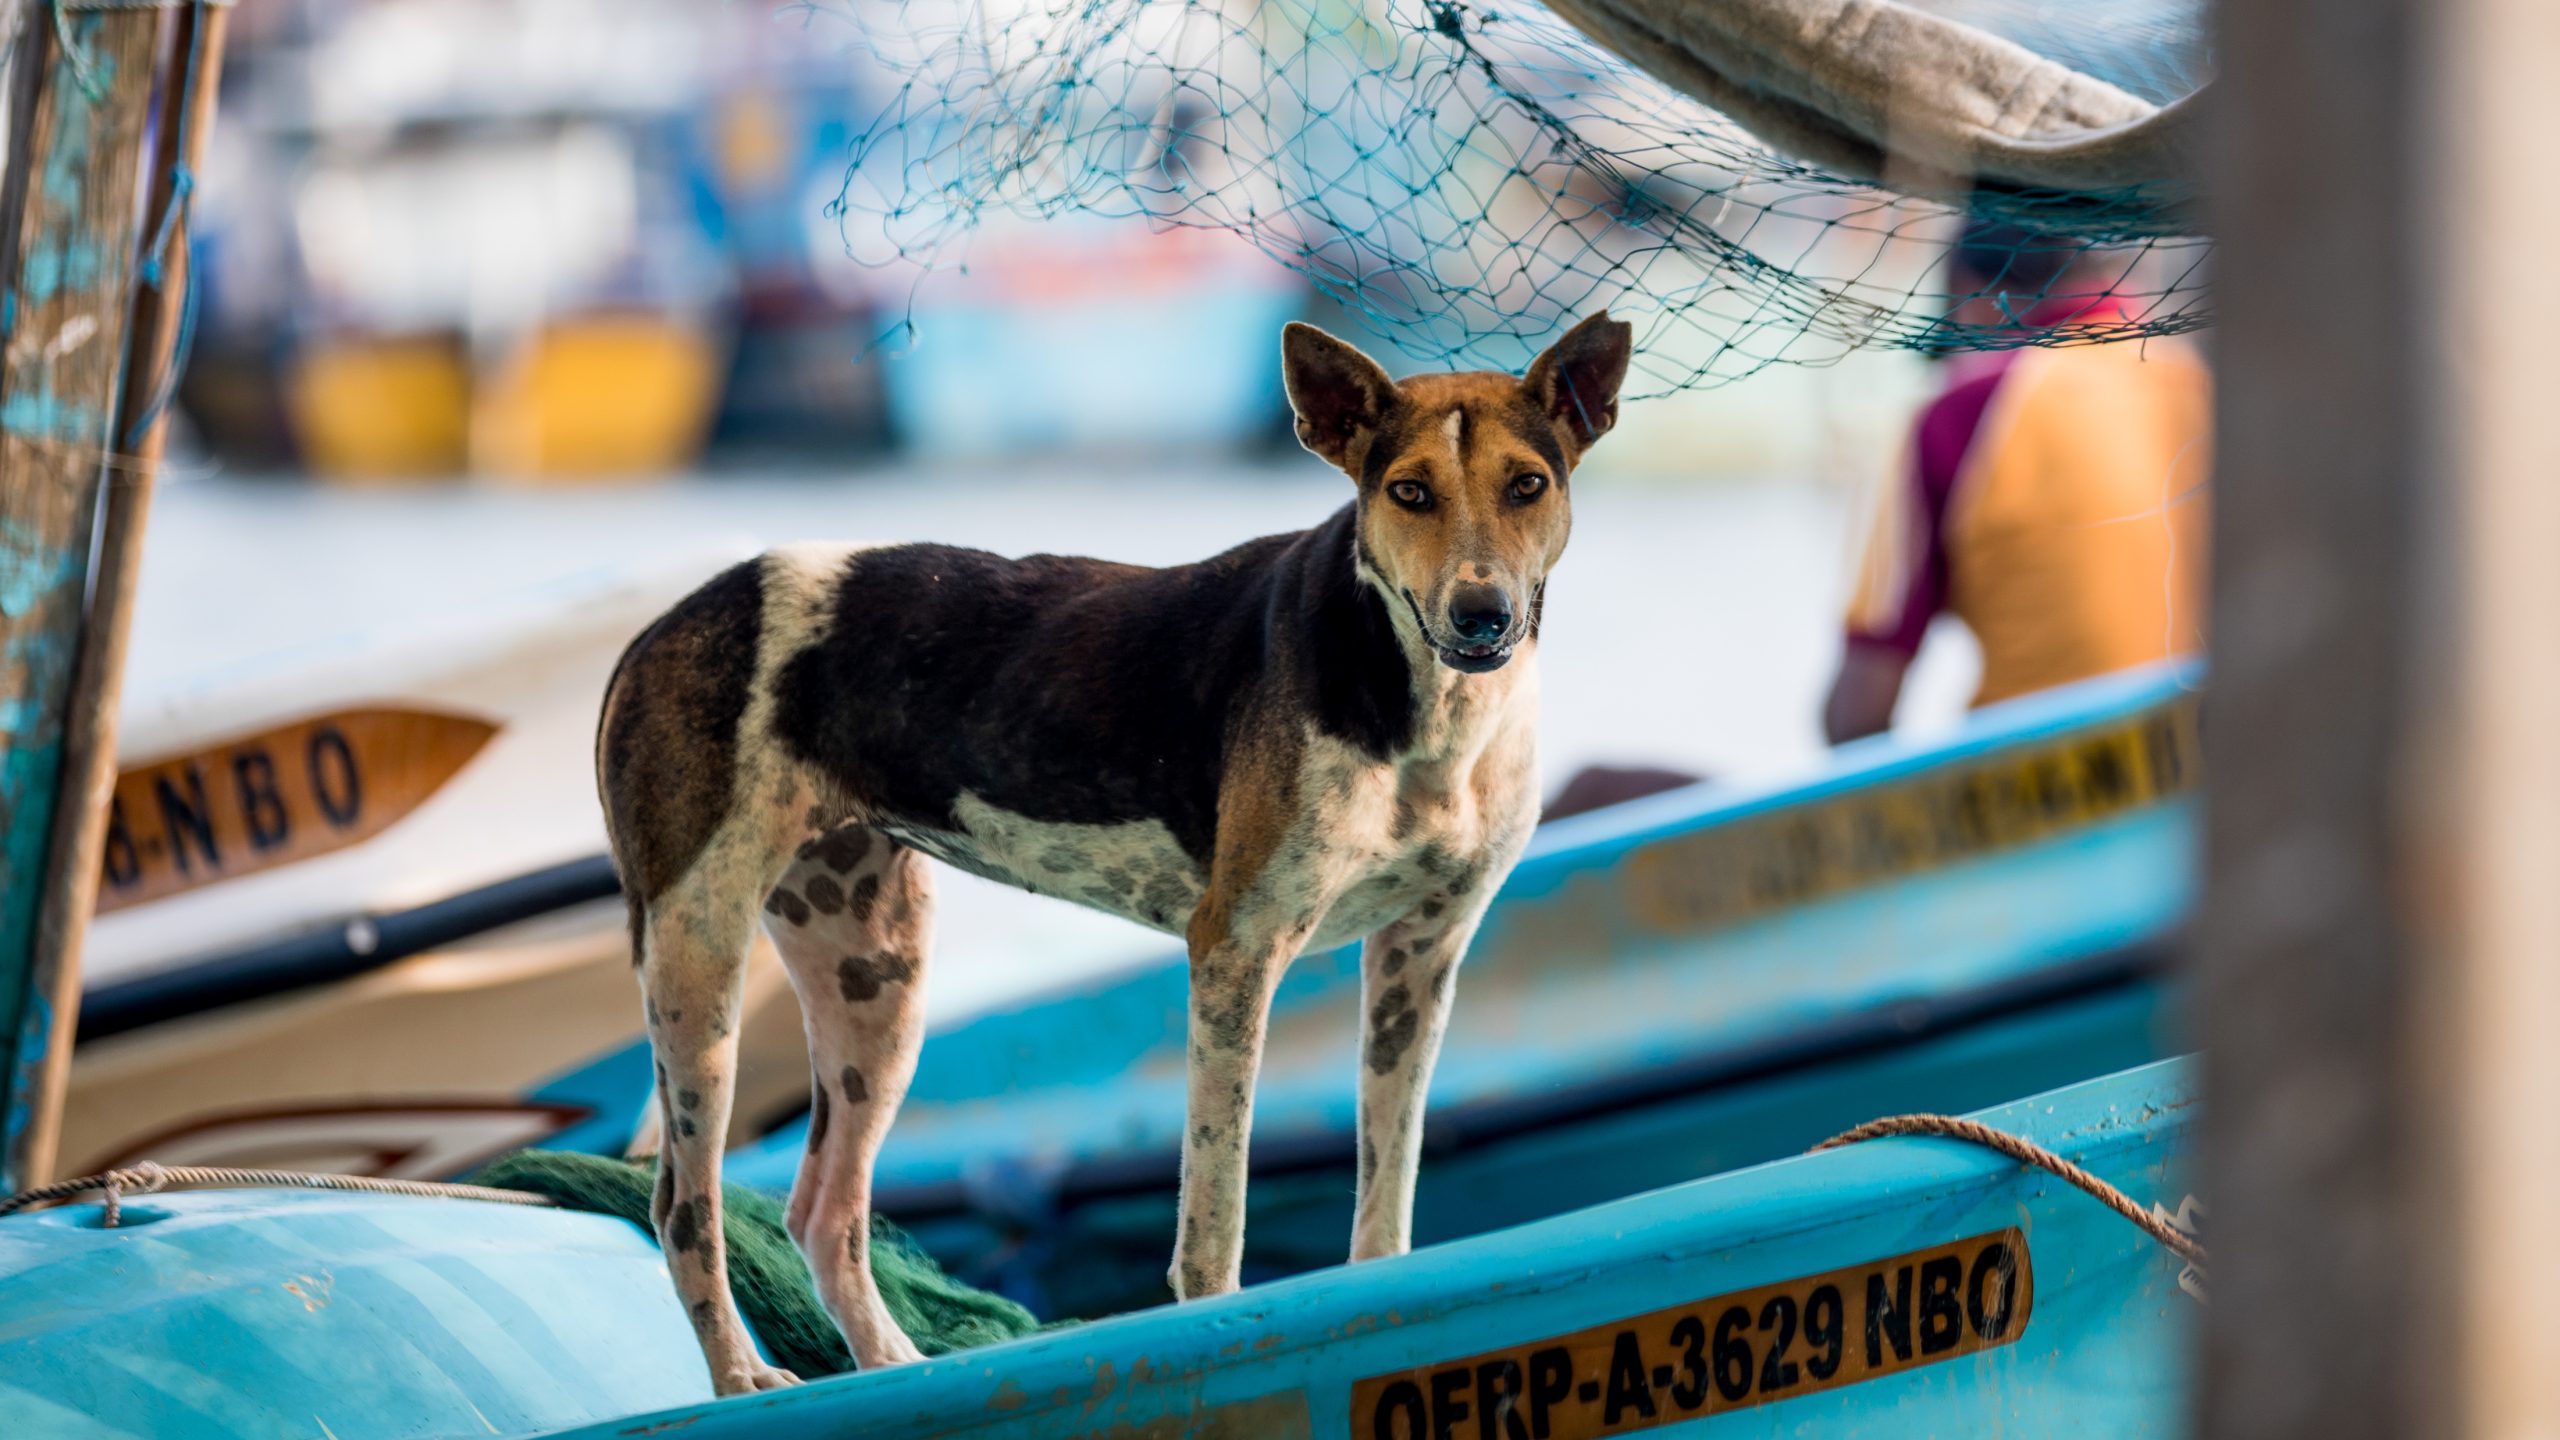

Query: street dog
<box><xmin>597</xmin><ymin>312</ymin><xmax>1633</xmax><ymax>1392</ymax></box>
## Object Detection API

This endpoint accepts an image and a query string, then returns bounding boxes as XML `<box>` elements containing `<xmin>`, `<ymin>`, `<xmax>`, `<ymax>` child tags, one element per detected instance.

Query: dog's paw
<box><xmin>855</xmin><ymin>1330</ymin><xmax>929</xmax><ymax>1370</ymax></box>
<box><xmin>715</xmin><ymin>1363</ymin><xmax>802</xmax><ymax>1396</ymax></box>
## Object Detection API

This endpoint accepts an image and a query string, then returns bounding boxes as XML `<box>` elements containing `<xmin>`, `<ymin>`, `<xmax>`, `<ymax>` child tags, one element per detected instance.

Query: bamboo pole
<box><xmin>10</xmin><ymin>0</ymin><xmax>231</xmax><ymax>1190</ymax></box>
<box><xmin>0</xmin><ymin>2</ymin><xmax>174</xmax><ymax>1194</ymax></box>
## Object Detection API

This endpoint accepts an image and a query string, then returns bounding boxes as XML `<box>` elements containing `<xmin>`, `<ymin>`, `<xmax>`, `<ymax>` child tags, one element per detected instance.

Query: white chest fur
<box><xmin>1295</xmin><ymin>711</ymin><xmax>1538</xmax><ymax>950</ymax></box>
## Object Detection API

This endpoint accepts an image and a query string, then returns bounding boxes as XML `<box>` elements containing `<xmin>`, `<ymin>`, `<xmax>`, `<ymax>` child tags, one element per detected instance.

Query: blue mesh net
<box><xmin>822</xmin><ymin>0</ymin><xmax>2213</xmax><ymax>392</ymax></box>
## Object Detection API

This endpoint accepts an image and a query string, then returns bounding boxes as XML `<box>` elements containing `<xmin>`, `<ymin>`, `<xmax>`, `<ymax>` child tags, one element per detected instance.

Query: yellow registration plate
<box><xmin>1350</xmin><ymin>1230</ymin><xmax>2032</xmax><ymax>1439</ymax></box>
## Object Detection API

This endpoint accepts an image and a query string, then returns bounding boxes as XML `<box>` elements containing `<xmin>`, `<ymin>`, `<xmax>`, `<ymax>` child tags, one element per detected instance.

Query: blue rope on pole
<box><xmin>117</xmin><ymin>0</ymin><xmax>206</xmax><ymax>451</ymax></box>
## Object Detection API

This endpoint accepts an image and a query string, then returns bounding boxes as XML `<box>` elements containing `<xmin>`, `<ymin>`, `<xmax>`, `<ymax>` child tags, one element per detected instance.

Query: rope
<box><xmin>117</xmin><ymin>0</ymin><xmax>208</xmax><ymax>448</ymax></box>
<box><xmin>1815</xmin><ymin>1114</ymin><xmax>2207</xmax><ymax>1269</ymax></box>
<box><xmin>49</xmin><ymin>0</ymin><xmax>105</xmax><ymax>103</ymax></box>
<box><xmin>0</xmin><ymin>1162</ymin><xmax>555</xmax><ymax>1227</ymax></box>
<box><xmin>59</xmin><ymin>0</ymin><xmax>236</xmax><ymax>11</ymax></box>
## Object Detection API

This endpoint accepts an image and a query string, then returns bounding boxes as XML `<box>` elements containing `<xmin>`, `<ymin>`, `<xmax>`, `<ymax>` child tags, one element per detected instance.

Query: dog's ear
<box><xmin>1283</xmin><ymin>323</ymin><xmax>1397</xmax><ymax>472</ymax></box>
<box><xmin>1525</xmin><ymin>311</ymin><xmax>1634</xmax><ymax>454</ymax></box>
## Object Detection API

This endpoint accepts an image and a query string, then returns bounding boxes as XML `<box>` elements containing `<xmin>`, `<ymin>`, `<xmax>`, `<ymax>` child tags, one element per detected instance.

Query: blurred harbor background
<box><xmin>139</xmin><ymin>0</ymin><xmax>1984</xmax><ymax>991</ymax></box>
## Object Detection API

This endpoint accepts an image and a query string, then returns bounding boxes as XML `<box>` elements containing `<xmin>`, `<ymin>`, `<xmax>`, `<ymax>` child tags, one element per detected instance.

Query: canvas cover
<box><xmin>1541</xmin><ymin>0</ymin><xmax>2202</xmax><ymax>216</ymax></box>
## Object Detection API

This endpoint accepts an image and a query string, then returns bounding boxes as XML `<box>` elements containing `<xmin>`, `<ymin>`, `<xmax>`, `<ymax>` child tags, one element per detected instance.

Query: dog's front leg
<box><xmin>1169</xmin><ymin>922</ymin><xmax>1299</xmax><ymax>1300</ymax></box>
<box><xmin>1350</xmin><ymin>890</ymin><xmax>1495</xmax><ymax>1262</ymax></box>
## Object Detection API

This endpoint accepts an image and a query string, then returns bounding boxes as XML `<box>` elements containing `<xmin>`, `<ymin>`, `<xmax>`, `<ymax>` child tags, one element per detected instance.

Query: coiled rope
<box><xmin>0</xmin><ymin>1162</ymin><xmax>552</xmax><ymax>1228</ymax></box>
<box><xmin>1815</xmin><ymin>1113</ymin><xmax>2206</xmax><ymax>1269</ymax></box>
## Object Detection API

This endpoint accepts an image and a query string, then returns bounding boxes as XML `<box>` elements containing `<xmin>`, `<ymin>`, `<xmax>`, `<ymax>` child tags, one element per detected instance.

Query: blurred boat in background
<box><xmin>882</xmin><ymin>217</ymin><xmax>1303</xmax><ymax>460</ymax></box>
<box><xmin>61</xmin><ymin>552</ymin><xmax>817</xmax><ymax>1180</ymax></box>
<box><xmin>174</xmin><ymin>0</ymin><xmax>1318</xmax><ymax>481</ymax></box>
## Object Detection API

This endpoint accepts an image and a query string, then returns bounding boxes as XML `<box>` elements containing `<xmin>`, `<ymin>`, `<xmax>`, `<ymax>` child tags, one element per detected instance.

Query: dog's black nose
<box><xmin>1448</xmin><ymin>583</ymin><xmax>1513</xmax><ymax>644</ymax></box>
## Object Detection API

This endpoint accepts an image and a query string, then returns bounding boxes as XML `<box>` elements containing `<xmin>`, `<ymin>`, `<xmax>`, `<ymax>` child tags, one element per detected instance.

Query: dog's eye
<box><xmin>1510</xmin><ymin>472</ymin><xmax>1548</xmax><ymax>501</ymax></box>
<box><xmin>1388</xmin><ymin>480</ymin><xmax>1431</xmax><ymax>509</ymax></box>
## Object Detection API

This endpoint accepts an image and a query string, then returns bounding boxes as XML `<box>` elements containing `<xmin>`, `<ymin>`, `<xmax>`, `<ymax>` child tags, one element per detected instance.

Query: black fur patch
<box><xmin>767</xmin><ymin>506</ymin><xmax>1414</xmax><ymax>864</ymax></box>
<box><xmin>600</xmin><ymin>560</ymin><xmax>764</xmax><ymax>951</ymax></box>
<box><xmin>837</xmin><ymin>952</ymin><xmax>916</xmax><ymax>1002</ymax></box>
<box><xmin>764</xmin><ymin>887</ymin><xmax>810</xmax><ymax>927</ymax></box>
<box><xmin>667</xmin><ymin>1195</ymin><xmax>705</xmax><ymax>1253</ymax></box>
<box><xmin>808</xmin><ymin>827</ymin><xmax>871</xmax><ymax>873</ymax></box>
<box><xmin>1366</xmin><ymin>983</ymin><xmax>1421</xmax><ymax>1075</ymax></box>
<box><xmin>841</xmin><ymin>1065</ymin><xmax>870</xmax><ymax>1104</ymax></box>
<box><xmin>802</xmin><ymin>875</ymin><xmax>846</xmax><ymax>915</ymax></box>
<box><xmin>807</xmin><ymin>1081</ymin><xmax>831</xmax><ymax>1150</ymax></box>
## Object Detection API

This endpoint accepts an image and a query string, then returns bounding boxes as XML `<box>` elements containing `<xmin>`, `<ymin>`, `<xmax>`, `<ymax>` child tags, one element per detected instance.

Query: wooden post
<box><xmin>0</xmin><ymin>1</ymin><xmax>171</xmax><ymax>1193</ymax></box>
<box><xmin>11</xmin><ymin>0</ymin><xmax>230</xmax><ymax>1190</ymax></box>
<box><xmin>2414</xmin><ymin>0</ymin><xmax>2560</xmax><ymax>1428</ymax></box>
<box><xmin>2199</xmin><ymin>0</ymin><xmax>2560</xmax><ymax>1434</ymax></box>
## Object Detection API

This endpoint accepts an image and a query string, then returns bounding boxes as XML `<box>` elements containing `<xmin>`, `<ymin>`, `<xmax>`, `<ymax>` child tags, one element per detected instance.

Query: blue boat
<box><xmin>0</xmin><ymin>1058</ymin><xmax>2201</xmax><ymax>1438</ymax></box>
<box><xmin>0</xmin><ymin>667</ymin><xmax>2204</xmax><ymax>1437</ymax></box>
<box><xmin>712</xmin><ymin>663</ymin><xmax>2200</xmax><ymax>1314</ymax></box>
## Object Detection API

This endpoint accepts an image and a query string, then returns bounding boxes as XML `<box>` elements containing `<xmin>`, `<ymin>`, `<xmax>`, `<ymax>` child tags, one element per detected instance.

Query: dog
<box><xmin>596</xmin><ymin>312</ymin><xmax>1632</xmax><ymax>1393</ymax></box>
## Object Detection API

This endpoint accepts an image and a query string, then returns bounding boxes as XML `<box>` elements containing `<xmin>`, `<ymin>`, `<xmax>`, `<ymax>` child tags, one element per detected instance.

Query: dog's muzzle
<box><xmin>1413</xmin><ymin>582</ymin><xmax>1521</xmax><ymax>673</ymax></box>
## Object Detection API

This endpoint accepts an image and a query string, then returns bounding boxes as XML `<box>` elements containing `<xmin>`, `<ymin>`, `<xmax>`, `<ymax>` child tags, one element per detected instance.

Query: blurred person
<box><xmin>1824</xmin><ymin>221</ymin><xmax>2212</xmax><ymax>744</ymax></box>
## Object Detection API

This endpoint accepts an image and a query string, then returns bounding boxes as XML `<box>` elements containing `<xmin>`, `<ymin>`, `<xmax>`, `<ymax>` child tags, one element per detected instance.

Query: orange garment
<box><xmin>1847</xmin><ymin>338</ymin><xmax>2212</xmax><ymax>706</ymax></box>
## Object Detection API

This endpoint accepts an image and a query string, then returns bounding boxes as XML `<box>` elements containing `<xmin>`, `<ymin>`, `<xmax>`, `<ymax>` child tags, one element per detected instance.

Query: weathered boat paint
<box><xmin>0</xmin><ymin>1189</ymin><xmax>713</xmax><ymax>1437</ymax></box>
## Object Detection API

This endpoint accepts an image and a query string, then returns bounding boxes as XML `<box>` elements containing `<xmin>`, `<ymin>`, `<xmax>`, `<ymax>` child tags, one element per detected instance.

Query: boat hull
<box><xmin>0</xmin><ymin>1190</ymin><xmax>713</xmax><ymax>1437</ymax></box>
<box><xmin>546</xmin><ymin>1058</ymin><xmax>2201</xmax><ymax>1440</ymax></box>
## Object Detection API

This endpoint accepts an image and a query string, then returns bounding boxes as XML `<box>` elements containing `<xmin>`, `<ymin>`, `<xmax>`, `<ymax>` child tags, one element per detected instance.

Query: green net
<box><xmin>821</xmin><ymin>0</ymin><xmax>2213</xmax><ymax>393</ymax></box>
<box><xmin>475</xmin><ymin>1150</ymin><xmax>1057</xmax><ymax>1378</ymax></box>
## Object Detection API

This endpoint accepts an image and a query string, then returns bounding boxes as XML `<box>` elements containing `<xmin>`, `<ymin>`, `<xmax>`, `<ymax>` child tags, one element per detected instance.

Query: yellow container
<box><xmin>286</xmin><ymin>316</ymin><xmax>724</xmax><ymax>484</ymax></box>
<box><xmin>286</xmin><ymin>334</ymin><xmax>472</xmax><ymax>481</ymax></box>
<box><xmin>472</xmin><ymin>314</ymin><xmax>724</xmax><ymax>482</ymax></box>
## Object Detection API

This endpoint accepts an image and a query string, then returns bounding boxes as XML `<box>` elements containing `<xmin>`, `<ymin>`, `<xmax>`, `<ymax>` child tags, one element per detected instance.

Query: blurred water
<box><xmin>123</xmin><ymin>463</ymin><xmax>1979</xmax><ymax>1003</ymax></box>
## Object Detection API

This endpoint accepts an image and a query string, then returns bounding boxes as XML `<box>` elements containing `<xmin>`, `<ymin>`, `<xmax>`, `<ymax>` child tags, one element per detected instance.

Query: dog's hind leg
<box><xmin>769</xmin><ymin>826</ymin><xmax>933</xmax><ymax>1369</ymax></box>
<box><xmin>640</xmin><ymin>860</ymin><xmax>799</xmax><ymax>1395</ymax></box>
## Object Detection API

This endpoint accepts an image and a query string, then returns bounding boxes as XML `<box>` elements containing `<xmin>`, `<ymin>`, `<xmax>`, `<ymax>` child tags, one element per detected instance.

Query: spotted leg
<box><xmin>1350</xmin><ymin>892</ymin><xmax>1494</xmax><ymax>1262</ymax></box>
<box><xmin>1168</xmin><ymin>921</ymin><xmax>1300</xmax><ymax>1300</ymax></box>
<box><xmin>767</xmin><ymin>826</ymin><xmax>933</xmax><ymax>1369</ymax></box>
<box><xmin>639</xmin><ymin>866</ymin><xmax>798</xmax><ymax>1395</ymax></box>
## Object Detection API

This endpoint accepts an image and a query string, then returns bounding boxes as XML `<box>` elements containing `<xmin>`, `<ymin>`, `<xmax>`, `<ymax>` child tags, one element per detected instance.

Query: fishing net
<box><xmin>477</xmin><ymin>1150</ymin><xmax>1061</xmax><ymax>1377</ymax></box>
<box><xmin>818</xmin><ymin>0</ymin><xmax>2213</xmax><ymax>394</ymax></box>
